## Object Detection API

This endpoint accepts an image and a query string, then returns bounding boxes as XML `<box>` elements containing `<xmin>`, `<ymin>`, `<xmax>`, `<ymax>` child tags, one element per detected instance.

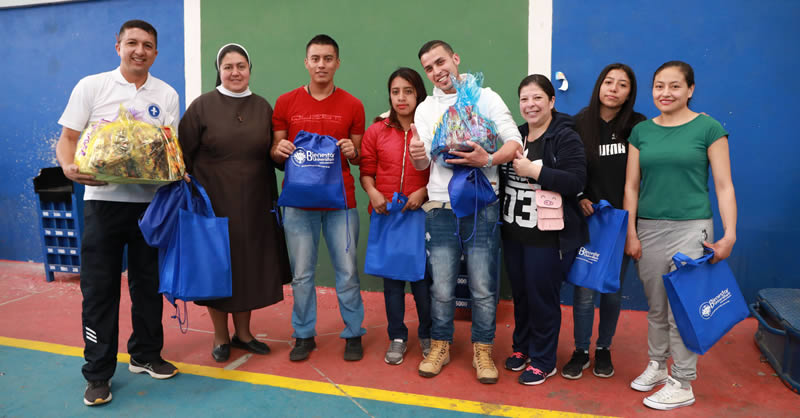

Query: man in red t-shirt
<box><xmin>270</xmin><ymin>34</ymin><xmax>366</xmax><ymax>362</ymax></box>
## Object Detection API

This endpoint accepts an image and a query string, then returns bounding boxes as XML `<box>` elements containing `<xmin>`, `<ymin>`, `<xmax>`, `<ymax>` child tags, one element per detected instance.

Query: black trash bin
<box><xmin>33</xmin><ymin>167</ymin><xmax>84</xmax><ymax>282</ymax></box>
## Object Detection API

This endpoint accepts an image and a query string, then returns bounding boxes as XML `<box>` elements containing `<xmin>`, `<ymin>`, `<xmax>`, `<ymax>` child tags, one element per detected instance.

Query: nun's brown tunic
<box><xmin>178</xmin><ymin>90</ymin><xmax>291</xmax><ymax>312</ymax></box>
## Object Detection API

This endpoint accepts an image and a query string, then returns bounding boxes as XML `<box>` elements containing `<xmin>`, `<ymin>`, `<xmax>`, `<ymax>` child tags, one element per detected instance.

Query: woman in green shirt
<box><xmin>623</xmin><ymin>61</ymin><xmax>737</xmax><ymax>411</ymax></box>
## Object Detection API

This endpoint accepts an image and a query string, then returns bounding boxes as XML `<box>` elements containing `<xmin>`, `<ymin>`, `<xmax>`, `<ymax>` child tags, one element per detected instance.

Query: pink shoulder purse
<box><xmin>535</xmin><ymin>189</ymin><xmax>564</xmax><ymax>231</ymax></box>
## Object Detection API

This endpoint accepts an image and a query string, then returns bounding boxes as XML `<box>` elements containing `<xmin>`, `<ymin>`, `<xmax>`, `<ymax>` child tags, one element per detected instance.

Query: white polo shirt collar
<box><xmin>111</xmin><ymin>67</ymin><xmax>154</xmax><ymax>91</ymax></box>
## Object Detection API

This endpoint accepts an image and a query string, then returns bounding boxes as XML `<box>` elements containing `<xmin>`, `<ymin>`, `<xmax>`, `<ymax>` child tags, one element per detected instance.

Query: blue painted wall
<box><xmin>553</xmin><ymin>0</ymin><xmax>800</xmax><ymax>308</ymax></box>
<box><xmin>2</xmin><ymin>0</ymin><xmax>797</xmax><ymax>308</ymax></box>
<box><xmin>0</xmin><ymin>0</ymin><xmax>184</xmax><ymax>262</ymax></box>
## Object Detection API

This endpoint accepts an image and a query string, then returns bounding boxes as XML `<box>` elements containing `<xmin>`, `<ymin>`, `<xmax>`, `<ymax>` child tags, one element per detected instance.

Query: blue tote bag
<box><xmin>364</xmin><ymin>192</ymin><xmax>426</xmax><ymax>281</ymax></box>
<box><xmin>567</xmin><ymin>200</ymin><xmax>628</xmax><ymax>293</ymax></box>
<box><xmin>278</xmin><ymin>130</ymin><xmax>347</xmax><ymax>209</ymax></box>
<box><xmin>663</xmin><ymin>249</ymin><xmax>749</xmax><ymax>355</ymax></box>
<box><xmin>448</xmin><ymin>165</ymin><xmax>498</xmax><ymax>219</ymax></box>
<box><xmin>139</xmin><ymin>180</ymin><xmax>185</xmax><ymax>248</ymax></box>
<box><xmin>158</xmin><ymin>180</ymin><xmax>232</xmax><ymax>305</ymax></box>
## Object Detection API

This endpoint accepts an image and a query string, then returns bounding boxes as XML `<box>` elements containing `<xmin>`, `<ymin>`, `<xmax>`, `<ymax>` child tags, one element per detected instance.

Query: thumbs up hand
<box><xmin>408</xmin><ymin>124</ymin><xmax>426</xmax><ymax>161</ymax></box>
<box><xmin>408</xmin><ymin>124</ymin><xmax>430</xmax><ymax>171</ymax></box>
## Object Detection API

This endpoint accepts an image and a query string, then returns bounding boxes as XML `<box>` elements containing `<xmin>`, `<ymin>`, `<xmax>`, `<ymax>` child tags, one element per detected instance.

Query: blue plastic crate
<box><xmin>751</xmin><ymin>288</ymin><xmax>800</xmax><ymax>395</ymax></box>
<box><xmin>34</xmin><ymin>168</ymin><xmax>84</xmax><ymax>282</ymax></box>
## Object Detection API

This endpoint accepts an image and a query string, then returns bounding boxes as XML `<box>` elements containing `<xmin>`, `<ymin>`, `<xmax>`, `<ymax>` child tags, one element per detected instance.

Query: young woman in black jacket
<box><xmin>500</xmin><ymin>74</ymin><xmax>587</xmax><ymax>386</ymax></box>
<box><xmin>562</xmin><ymin>63</ymin><xmax>646</xmax><ymax>380</ymax></box>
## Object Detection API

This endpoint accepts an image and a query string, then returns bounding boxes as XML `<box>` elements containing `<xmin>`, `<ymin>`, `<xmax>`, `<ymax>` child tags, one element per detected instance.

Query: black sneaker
<box><xmin>344</xmin><ymin>336</ymin><xmax>363</xmax><ymax>361</ymax></box>
<box><xmin>289</xmin><ymin>337</ymin><xmax>316</xmax><ymax>361</ymax></box>
<box><xmin>128</xmin><ymin>357</ymin><xmax>178</xmax><ymax>380</ymax></box>
<box><xmin>593</xmin><ymin>348</ymin><xmax>615</xmax><ymax>378</ymax></box>
<box><xmin>560</xmin><ymin>350</ymin><xmax>590</xmax><ymax>380</ymax></box>
<box><xmin>504</xmin><ymin>351</ymin><xmax>531</xmax><ymax>371</ymax></box>
<box><xmin>83</xmin><ymin>380</ymin><xmax>111</xmax><ymax>406</ymax></box>
<box><xmin>519</xmin><ymin>365</ymin><xmax>556</xmax><ymax>385</ymax></box>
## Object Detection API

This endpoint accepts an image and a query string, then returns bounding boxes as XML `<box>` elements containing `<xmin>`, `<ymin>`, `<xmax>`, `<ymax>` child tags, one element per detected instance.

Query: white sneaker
<box><xmin>643</xmin><ymin>376</ymin><xmax>695</xmax><ymax>410</ymax></box>
<box><xmin>630</xmin><ymin>360</ymin><xmax>668</xmax><ymax>391</ymax></box>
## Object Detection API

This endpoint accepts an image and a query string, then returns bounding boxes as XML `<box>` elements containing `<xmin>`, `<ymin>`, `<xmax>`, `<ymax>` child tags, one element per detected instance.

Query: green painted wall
<box><xmin>200</xmin><ymin>0</ymin><xmax>528</xmax><ymax>293</ymax></box>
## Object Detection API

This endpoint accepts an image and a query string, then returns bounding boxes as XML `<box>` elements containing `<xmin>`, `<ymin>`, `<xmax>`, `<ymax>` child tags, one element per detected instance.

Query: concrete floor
<box><xmin>0</xmin><ymin>260</ymin><xmax>797</xmax><ymax>417</ymax></box>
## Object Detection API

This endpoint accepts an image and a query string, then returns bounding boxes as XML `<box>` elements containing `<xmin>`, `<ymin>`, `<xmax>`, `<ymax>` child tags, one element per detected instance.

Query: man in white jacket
<box><xmin>409</xmin><ymin>40</ymin><xmax>522</xmax><ymax>384</ymax></box>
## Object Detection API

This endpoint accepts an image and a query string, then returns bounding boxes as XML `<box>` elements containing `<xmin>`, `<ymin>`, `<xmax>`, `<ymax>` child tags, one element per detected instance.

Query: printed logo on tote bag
<box><xmin>699</xmin><ymin>288</ymin><xmax>733</xmax><ymax>319</ymax></box>
<box><xmin>566</xmin><ymin>200</ymin><xmax>628</xmax><ymax>294</ymax></box>
<box><xmin>290</xmin><ymin>147</ymin><xmax>337</xmax><ymax>168</ymax></box>
<box><xmin>278</xmin><ymin>131</ymin><xmax>348</xmax><ymax>210</ymax></box>
<box><xmin>576</xmin><ymin>247</ymin><xmax>601</xmax><ymax>264</ymax></box>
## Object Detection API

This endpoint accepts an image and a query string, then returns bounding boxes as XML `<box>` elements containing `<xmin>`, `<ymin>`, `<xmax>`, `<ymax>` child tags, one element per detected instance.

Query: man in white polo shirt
<box><xmin>55</xmin><ymin>19</ymin><xmax>179</xmax><ymax>407</ymax></box>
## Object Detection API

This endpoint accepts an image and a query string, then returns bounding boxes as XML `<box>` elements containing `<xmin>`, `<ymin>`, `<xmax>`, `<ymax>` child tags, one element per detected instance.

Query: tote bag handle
<box><xmin>181</xmin><ymin>176</ymin><xmax>215</xmax><ymax>217</ymax></box>
<box><xmin>387</xmin><ymin>192</ymin><xmax>408</xmax><ymax>211</ymax></box>
<box><xmin>672</xmin><ymin>248</ymin><xmax>714</xmax><ymax>268</ymax></box>
<box><xmin>591</xmin><ymin>199</ymin><xmax>613</xmax><ymax>211</ymax></box>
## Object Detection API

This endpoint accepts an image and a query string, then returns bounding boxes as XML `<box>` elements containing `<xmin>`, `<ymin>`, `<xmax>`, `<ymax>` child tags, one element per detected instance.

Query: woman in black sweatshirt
<box><xmin>561</xmin><ymin>63</ymin><xmax>645</xmax><ymax>381</ymax></box>
<box><xmin>500</xmin><ymin>74</ymin><xmax>587</xmax><ymax>386</ymax></box>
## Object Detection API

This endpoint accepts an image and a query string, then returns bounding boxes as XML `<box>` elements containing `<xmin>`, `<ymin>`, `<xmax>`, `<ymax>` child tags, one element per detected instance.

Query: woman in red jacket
<box><xmin>360</xmin><ymin>67</ymin><xmax>431</xmax><ymax>365</ymax></box>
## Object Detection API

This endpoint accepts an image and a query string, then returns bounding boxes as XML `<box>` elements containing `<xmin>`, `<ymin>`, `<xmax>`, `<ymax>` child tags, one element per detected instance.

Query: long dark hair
<box><xmin>576</xmin><ymin>63</ymin><xmax>639</xmax><ymax>161</ymax></box>
<box><xmin>374</xmin><ymin>67</ymin><xmax>427</xmax><ymax>127</ymax></box>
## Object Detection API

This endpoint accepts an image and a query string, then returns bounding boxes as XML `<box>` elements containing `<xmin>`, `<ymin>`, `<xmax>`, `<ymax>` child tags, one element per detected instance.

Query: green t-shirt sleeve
<box><xmin>704</xmin><ymin>115</ymin><xmax>729</xmax><ymax>147</ymax></box>
<box><xmin>629</xmin><ymin>122</ymin><xmax>642</xmax><ymax>149</ymax></box>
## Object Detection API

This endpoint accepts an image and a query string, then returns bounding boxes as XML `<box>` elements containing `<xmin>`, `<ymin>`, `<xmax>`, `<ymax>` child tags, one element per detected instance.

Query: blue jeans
<box><xmin>283</xmin><ymin>207</ymin><xmax>365</xmax><ymax>339</ymax></box>
<box><xmin>572</xmin><ymin>255</ymin><xmax>630</xmax><ymax>351</ymax></box>
<box><xmin>383</xmin><ymin>276</ymin><xmax>432</xmax><ymax>341</ymax></box>
<box><xmin>426</xmin><ymin>202</ymin><xmax>500</xmax><ymax>344</ymax></box>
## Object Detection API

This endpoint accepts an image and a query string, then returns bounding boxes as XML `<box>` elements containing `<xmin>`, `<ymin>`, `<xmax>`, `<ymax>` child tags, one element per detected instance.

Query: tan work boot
<box><xmin>418</xmin><ymin>339</ymin><xmax>450</xmax><ymax>377</ymax></box>
<box><xmin>473</xmin><ymin>342</ymin><xmax>499</xmax><ymax>384</ymax></box>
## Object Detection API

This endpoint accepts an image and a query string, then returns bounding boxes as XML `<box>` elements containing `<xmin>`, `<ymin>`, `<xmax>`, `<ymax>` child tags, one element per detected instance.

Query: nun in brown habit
<box><xmin>178</xmin><ymin>43</ymin><xmax>292</xmax><ymax>362</ymax></box>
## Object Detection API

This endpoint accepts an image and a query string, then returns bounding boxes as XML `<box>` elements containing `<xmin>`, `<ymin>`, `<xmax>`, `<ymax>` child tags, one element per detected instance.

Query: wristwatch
<box><xmin>483</xmin><ymin>153</ymin><xmax>494</xmax><ymax>168</ymax></box>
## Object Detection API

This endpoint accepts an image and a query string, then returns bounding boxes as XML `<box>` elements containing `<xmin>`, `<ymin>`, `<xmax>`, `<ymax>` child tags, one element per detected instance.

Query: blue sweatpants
<box><xmin>503</xmin><ymin>242</ymin><xmax>576</xmax><ymax>372</ymax></box>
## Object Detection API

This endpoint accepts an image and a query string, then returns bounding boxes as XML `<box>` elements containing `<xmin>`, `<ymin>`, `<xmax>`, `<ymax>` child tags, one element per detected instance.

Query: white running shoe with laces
<box><xmin>643</xmin><ymin>376</ymin><xmax>695</xmax><ymax>410</ymax></box>
<box><xmin>630</xmin><ymin>360</ymin><xmax>668</xmax><ymax>391</ymax></box>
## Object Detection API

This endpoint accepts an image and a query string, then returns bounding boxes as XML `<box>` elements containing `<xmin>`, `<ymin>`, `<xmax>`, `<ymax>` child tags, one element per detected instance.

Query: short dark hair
<box><xmin>118</xmin><ymin>19</ymin><xmax>157</xmax><ymax>48</ymax></box>
<box><xmin>518</xmin><ymin>74</ymin><xmax>555</xmax><ymax>98</ymax></box>
<box><xmin>380</xmin><ymin>67</ymin><xmax>428</xmax><ymax>127</ymax></box>
<box><xmin>518</xmin><ymin>74</ymin><xmax>557</xmax><ymax>114</ymax></box>
<box><xmin>306</xmin><ymin>34</ymin><xmax>339</xmax><ymax>57</ymax></box>
<box><xmin>418</xmin><ymin>40</ymin><xmax>454</xmax><ymax>59</ymax></box>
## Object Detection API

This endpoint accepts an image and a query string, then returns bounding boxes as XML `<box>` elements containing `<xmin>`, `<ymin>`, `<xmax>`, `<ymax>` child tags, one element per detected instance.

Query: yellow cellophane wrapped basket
<box><xmin>74</xmin><ymin>105</ymin><xmax>185</xmax><ymax>184</ymax></box>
